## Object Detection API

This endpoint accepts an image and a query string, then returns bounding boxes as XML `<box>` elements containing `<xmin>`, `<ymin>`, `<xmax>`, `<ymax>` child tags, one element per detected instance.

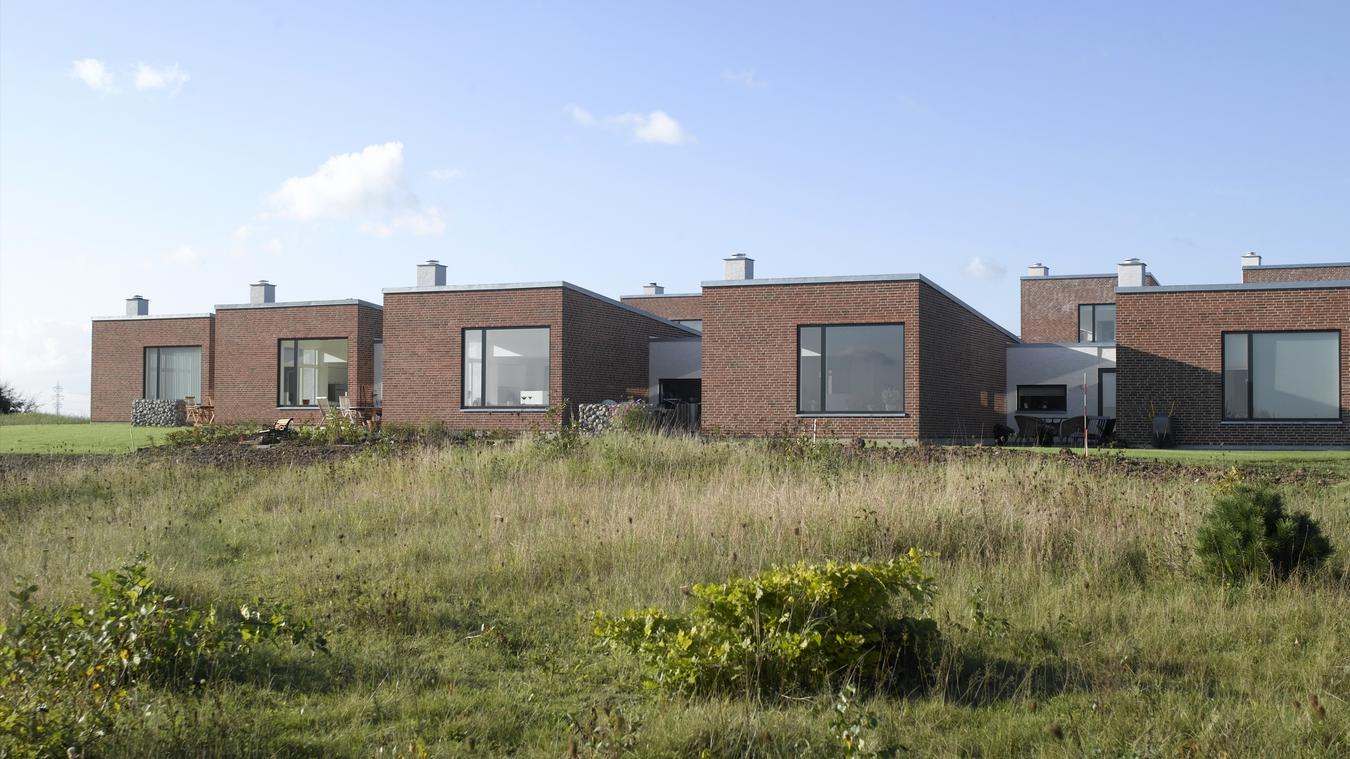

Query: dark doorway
<box><xmin>658</xmin><ymin>378</ymin><xmax>701</xmax><ymax>406</ymax></box>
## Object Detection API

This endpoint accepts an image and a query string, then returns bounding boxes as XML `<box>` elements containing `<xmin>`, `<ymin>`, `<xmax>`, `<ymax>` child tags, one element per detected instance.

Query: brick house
<box><xmin>91</xmin><ymin>297</ymin><xmax>214</xmax><ymax>422</ymax></box>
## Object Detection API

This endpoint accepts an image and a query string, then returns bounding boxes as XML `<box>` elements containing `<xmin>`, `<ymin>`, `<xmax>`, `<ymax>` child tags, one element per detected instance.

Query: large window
<box><xmin>144</xmin><ymin>346</ymin><xmax>201</xmax><ymax>401</ymax></box>
<box><xmin>1099</xmin><ymin>370</ymin><xmax>1117</xmax><ymax>417</ymax></box>
<box><xmin>1223</xmin><ymin>331</ymin><xmax>1340</xmax><ymax>420</ymax></box>
<box><xmin>278</xmin><ymin>338</ymin><xmax>348</xmax><ymax>407</ymax></box>
<box><xmin>1078</xmin><ymin>303</ymin><xmax>1116</xmax><ymax>343</ymax></box>
<box><xmin>797</xmin><ymin>324</ymin><xmax>904</xmax><ymax>414</ymax></box>
<box><xmin>463</xmin><ymin>327</ymin><xmax>550</xmax><ymax>408</ymax></box>
<box><xmin>1018</xmin><ymin>385</ymin><xmax>1067</xmax><ymax>413</ymax></box>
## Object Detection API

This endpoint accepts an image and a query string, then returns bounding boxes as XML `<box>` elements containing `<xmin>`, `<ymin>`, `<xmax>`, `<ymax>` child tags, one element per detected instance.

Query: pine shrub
<box><xmin>1194</xmin><ymin>484</ymin><xmax>1333</xmax><ymax>582</ymax></box>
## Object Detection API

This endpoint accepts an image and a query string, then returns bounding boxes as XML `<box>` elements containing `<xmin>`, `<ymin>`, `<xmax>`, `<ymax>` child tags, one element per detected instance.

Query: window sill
<box><xmin>1219</xmin><ymin>420</ymin><xmax>1343</xmax><ymax>426</ymax></box>
<box><xmin>796</xmin><ymin>413</ymin><xmax>908</xmax><ymax>418</ymax></box>
<box><xmin>461</xmin><ymin>407</ymin><xmax>551</xmax><ymax>413</ymax></box>
<box><xmin>278</xmin><ymin>406</ymin><xmax>327</xmax><ymax>411</ymax></box>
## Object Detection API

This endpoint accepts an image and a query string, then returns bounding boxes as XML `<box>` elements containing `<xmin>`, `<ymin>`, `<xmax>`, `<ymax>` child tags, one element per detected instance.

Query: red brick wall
<box><xmin>1116</xmin><ymin>287</ymin><xmax>1349</xmax><ymax>447</ymax></box>
<box><xmin>562</xmin><ymin>290</ymin><xmax>691</xmax><ymax>404</ymax></box>
<box><xmin>90</xmin><ymin>316</ymin><xmax>214</xmax><ymax>422</ymax></box>
<box><xmin>1020</xmin><ymin>276</ymin><xmax>1116</xmax><ymax>343</ymax></box>
<box><xmin>918</xmin><ymin>286</ymin><xmax>1016</xmax><ymax>440</ymax></box>
<box><xmin>1243</xmin><ymin>266</ymin><xmax>1350</xmax><ymax>283</ymax></box>
<box><xmin>618</xmin><ymin>294</ymin><xmax>703</xmax><ymax>322</ymax></box>
<box><xmin>700</xmin><ymin>280</ymin><xmax>1012</xmax><ymax>439</ymax></box>
<box><xmin>213</xmin><ymin>304</ymin><xmax>382</xmax><ymax>424</ymax></box>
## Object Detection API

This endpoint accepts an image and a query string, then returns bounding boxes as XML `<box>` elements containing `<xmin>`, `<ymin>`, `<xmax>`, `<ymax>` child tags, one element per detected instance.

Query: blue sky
<box><xmin>1</xmin><ymin>2</ymin><xmax>1347</xmax><ymax>414</ymax></box>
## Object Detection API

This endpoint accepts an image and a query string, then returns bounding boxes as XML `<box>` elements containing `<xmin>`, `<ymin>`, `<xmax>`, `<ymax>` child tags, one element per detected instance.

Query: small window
<box><xmin>675</xmin><ymin>319</ymin><xmax>703</xmax><ymax>332</ymax></box>
<box><xmin>1078</xmin><ymin>303</ymin><xmax>1116</xmax><ymax>343</ymax></box>
<box><xmin>463</xmin><ymin>327</ymin><xmax>550</xmax><ymax>408</ymax></box>
<box><xmin>1098</xmin><ymin>370</ymin><xmax>1116</xmax><ymax>418</ymax></box>
<box><xmin>278</xmin><ymin>339</ymin><xmax>348</xmax><ymax>407</ymax></box>
<box><xmin>144</xmin><ymin>346</ymin><xmax>201</xmax><ymax>401</ymax></box>
<box><xmin>797</xmin><ymin>324</ymin><xmax>904</xmax><ymax>414</ymax></box>
<box><xmin>1223</xmin><ymin>331</ymin><xmax>1339</xmax><ymax>420</ymax></box>
<box><xmin>1018</xmin><ymin>385</ymin><xmax>1067</xmax><ymax>413</ymax></box>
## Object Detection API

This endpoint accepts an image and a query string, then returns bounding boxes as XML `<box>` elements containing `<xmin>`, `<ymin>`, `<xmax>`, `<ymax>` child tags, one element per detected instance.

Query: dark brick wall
<box><xmin>918</xmin><ymin>286</ymin><xmax>1016</xmax><ymax>440</ymax></box>
<box><xmin>381</xmin><ymin>287</ymin><xmax>688</xmax><ymax>431</ymax></box>
<box><xmin>700</xmin><ymin>280</ymin><xmax>1013</xmax><ymax>439</ymax></box>
<box><xmin>91</xmin><ymin>317</ymin><xmax>214</xmax><ymax>422</ymax></box>
<box><xmin>213</xmin><ymin>304</ymin><xmax>382</xmax><ymax>424</ymax></box>
<box><xmin>618</xmin><ymin>294</ymin><xmax>703</xmax><ymax>322</ymax></box>
<box><xmin>1116</xmin><ymin>287</ymin><xmax>1349</xmax><ymax>447</ymax></box>
<box><xmin>1020</xmin><ymin>276</ymin><xmax>1116</xmax><ymax>343</ymax></box>
<box><xmin>1243</xmin><ymin>265</ymin><xmax>1350</xmax><ymax>283</ymax></box>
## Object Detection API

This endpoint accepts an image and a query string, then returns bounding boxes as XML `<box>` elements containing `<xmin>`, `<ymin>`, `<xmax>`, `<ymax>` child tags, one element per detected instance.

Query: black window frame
<box><xmin>1098</xmin><ymin>369</ymin><xmax>1117</xmax><ymax>418</ymax></box>
<box><xmin>795</xmin><ymin>322</ymin><xmax>906</xmax><ymax>416</ymax></box>
<box><xmin>277</xmin><ymin>337</ymin><xmax>350</xmax><ymax>408</ymax></box>
<box><xmin>1077</xmin><ymin>303</ymin><xmax>1116</xmax><ymax>344</ymax></box>
<box><xmin>1017</xmin><ymin>384</ymin><xmax>1068</xmax><ymax>414</ymax></box>
<box><xmin>142</xmin><ymin>345</ymin><xmax>203</xmax><ymax>401</ymax></box>
<box><xmin>1221</xmin><ymin>329</ymin><xmax>1341</xmax><ymax>422</ymax></box>
<box><xmin>674</xmin><ymin>319</ymin><xmax>703</xmax><ymax>332</ymax></box>
<box><xmin>461</xmin><ymin>326</ymin><xmax>552</xmax><ymax>410</ymax></box>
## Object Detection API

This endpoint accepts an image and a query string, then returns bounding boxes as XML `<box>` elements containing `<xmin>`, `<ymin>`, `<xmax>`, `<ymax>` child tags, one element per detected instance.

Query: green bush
<box><xmin>0</xmin><ymin>557</ymin><xmax>326</xmax><ymax>757</ymax></box>
<box><xmin>1195</xmin><ymin>484</ymin><xmax>1334</xmax><ymax>582</ymax></box>
<box><xmin>611</xmin><ymin>401</ymin><xmax>654</xmax><ymax>434</ymax></box>
<box><xmin>296</xmin><ymin>409</ymin><xmax>367</xmax><ymax>445</ymax></box>
<box><xmin>594</xmin><ymin>551</ymin><xmax>939</xmax><ymax>697</ymax></box>
<box><xmin>163</xmin><ymin>423</ymin><xmax>257</xmax><ymax>446</ymax></box>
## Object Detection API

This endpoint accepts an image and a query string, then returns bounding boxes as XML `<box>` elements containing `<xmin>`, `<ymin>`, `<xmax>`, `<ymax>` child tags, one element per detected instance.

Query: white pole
<box><xmin>1083</xmin><ymin>371</ymin><xmax>1089</xmax><ymax>457</ymax></box>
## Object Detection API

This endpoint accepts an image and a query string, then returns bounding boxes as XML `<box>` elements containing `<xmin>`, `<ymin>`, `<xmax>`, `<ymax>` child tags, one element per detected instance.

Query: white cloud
<box><xmin>164</xmin><ymin>245</ymin><xmax>199</xmax><ymax>265</ymax></box>
<box><xmin>261</xmin><ymin>238</ymin><xmax>284</xmax><ymax>255</ymax></box>
<box><xmin>360</xmin><ymin>207</ymin><xmax>445</xmax><ymax>238</ymax></box>
<box><xmin>429</xmin><ymin>168</ymin><xmax>464</xmax><ymax>180</ymax></box>
<box><xmin>134</xmin><ymin>63</ymin><xmax>189</xmax><ymax>93</ymax></box>
<box><xmin>0</xmin><ymin>319</ymin><xmax>92</xmax><ymax>415</ymax></box>
<box><xmin>71</xmin><ymin>58</ymin><xmax>116</xmax><ymax>93</ymax></box>
<box><xmin>267</xmin><ymin>142</ymin><xmax>407</xmax><ymax>221</ymax></box>
<box><xmin>566</xmin><ymin>105</ymin><xmax>696</xmax><ymax>145</ymax></box>
<box><xmin>233</xmin><ymin>224</ymin><xmax>254</xmax><ymax>240</ymax></box>
<box><xmin>722</xmin><ymin>69</ymin><xmax>767</xmax><ymax>89</ymax></box>
<box><xmin>961</xmin><ymin>256</ymin><xmax>1007</xmax><ymax>280</ymax></box>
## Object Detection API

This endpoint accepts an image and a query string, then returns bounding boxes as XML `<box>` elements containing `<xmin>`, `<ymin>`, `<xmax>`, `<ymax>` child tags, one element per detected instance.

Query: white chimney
<box><xmin>1027</xmin><ymin>263</ymin><xmax>1050</xmax><ymax>277</ymax></box>
<box><xmin>250</xmin><ymin>280</ymin><xmax>276</xmax><ymax>304</ymax></box>
<box><xmin>416</xmin><ymin>259</ymin><xmax>447</xmax><ymax>287</ymax></box>
<box><xmin>1241</xmin><ymin>251</ymin><xmax>1263</xmax><ymax>268</ymax></box>
<box><xmin>1117</xmin><ymin>258</ymin><xmax>1147</xmax><ymax>287</ymax></box>
<box><xmin>723</xmin><ymin>253</ymin><xmax>755</xmax><ymax>280</ymax></box>
<box><xmin>125</xmin><ymin>295</ymin><xmax>149</xmax><ymax>316</ymax></box>
<box><xmin>642</xmin><ymin>282</ymin><xmax>664</xmax><ymax>295</ymax></box>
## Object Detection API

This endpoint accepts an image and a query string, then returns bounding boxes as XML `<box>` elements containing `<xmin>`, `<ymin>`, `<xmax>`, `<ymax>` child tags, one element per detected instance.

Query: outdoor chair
<box><xmin>1012</xmin><ymin>415</ymin><xmax>1042</xmax><ymax>445</ymax></box>
<box><xmin>253</xmin><ymin>418</ymin><xmax>294</xmax><ymax>445</ymax></box>
<box><xmin>316</xmin><ymin>397</ymin><xmax>333</xmax><ymax>419</ymax></box>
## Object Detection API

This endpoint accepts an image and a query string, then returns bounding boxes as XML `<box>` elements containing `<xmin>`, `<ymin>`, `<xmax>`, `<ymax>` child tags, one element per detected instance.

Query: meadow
<box><xmin>1</xmin><ymin>435</ymin><xmax>1347</xmax><ymax>757</ymax></box>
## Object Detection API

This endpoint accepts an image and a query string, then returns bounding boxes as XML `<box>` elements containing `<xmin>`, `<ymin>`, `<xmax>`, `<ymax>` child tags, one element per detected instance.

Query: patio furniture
<box><xmin>317</xmin><ymin>397</ymin><xmax>334</xmax><ymax>418</ymax></box>
<box><xmin>1012</xmin><ymin>415</ymin><xmax>1043</xmax><ymax>445</ymax></box>
<box><xmin>253</xmin><ymin>418</ymin><xmax>295</xmax><ymax>445</ymax></box>
<box><xmin>186</xmin><ymin>398</ymin><xmax>215</xmax><ymax>427</ymax></box>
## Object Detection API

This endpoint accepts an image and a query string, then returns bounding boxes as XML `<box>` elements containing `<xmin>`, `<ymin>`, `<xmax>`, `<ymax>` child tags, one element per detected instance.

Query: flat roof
<box><xmin>1021</xmin><ymin>272</ymin><xmax>1162</xmax><ymax>285</ymax></box>
<box><xmin>1117</xmin><ymin>280</ymin><xmax>1350</xmax><ymax>294</ymax></box>
<box><xmin>1244</xmin><ymin>261</ymin><xmax>1350</xmax><ymax>270</ymax></box>
<box><xmin>701</xmin><ymin>274</ymin><xmax>1020</xmax><ymax>342</ymax></box>
<box><xmin>92</xmin><ymin>313</ymin><xmax>214</xmax><ymax>322</ymax></box>
<box><xmin>619</xmin><ymin>292</ymin><xmax>702</xmax><ymax>299</ymax></box>
<box><xmin>214</xmin><ymin>298</ymin><xmax>382</xmax><ymax>310</ymax></box>
<box><xmin>382</xmin><ymin>281</ymin><xmax>700</xmax><ymax>335</ymax></box>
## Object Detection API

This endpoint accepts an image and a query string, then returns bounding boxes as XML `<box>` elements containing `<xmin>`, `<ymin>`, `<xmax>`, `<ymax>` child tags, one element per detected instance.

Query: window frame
<box><xmin>1221</xmin><ymin>329</ymin><xmax>1342</xmax><ymax>422</ymax></box>
<box><xmin>142</xmin><ymin>345</ymin><xmax>203</xmax><ymax>401</ymax></box>
<box><xmin>795</xmin><ymin>322</ymin><xmax>906</xmax><ymax>417</ymax></box>
<box><xmin>674</xmin><ymin>319</ymin><xmax>703</xmax><ymax>332</ymax></box>
<box><xmin>1016</xmin><ymin>384</ymin><xmax>1068</xmax><ymax>414</ymax></box>
<box><xmin>276</xmin><ymin>336</ymin><xmax>350</xmax><ymax>409</ymax></box>
<box><xmin>460</xmin><ymin>326</ymin><xmax>552</xmax><ymax>411</ymax></box>
<box><xmin>1077</xmin><ymin>303</ymin><xmax>1116</xmax><ymax>344</ymax></box>
<box><xmin>1098</xmin><ymin>368</ymin><xmax>1117</xmax><ymax>418</ymax></box>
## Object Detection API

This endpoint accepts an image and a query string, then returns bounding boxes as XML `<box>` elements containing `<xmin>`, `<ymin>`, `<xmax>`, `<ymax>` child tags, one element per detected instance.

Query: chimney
<box><xmin>723</xmin><ymin>253</ymin><xmax>755</xmax><ymax>280</ymax></box>
<box><xmin>125</xmin><ymin>295</ymin><xmax>149</xmax><ymax>316</ymax></box>
<box><xmin>1027</xmin><ymin>262</ymin><xmax>1050</xmax><ymax>277</ymax></box>
<box><xmin>1241</xmin><ymin>251</ymin><xmax>1263</xmax><ymax>268</ymax></box>
<box><xmin>1117</xmin><ymin>258</ymin><xmax>1147</xmax><ymax>288</ymax></box>
<box><xmin>250</xmin><ymin>280</ymin><xmax>276</xmax><ymax>304</ymax></box>
<box><xmin>642</xmin><ymin>282</ymin><xmax>664</xmax><ymax>295</ymax></box>
<box><xmin>416</xmin><ymin>259</ymin><xmax>447</xmax><ymax>287</ymax></box>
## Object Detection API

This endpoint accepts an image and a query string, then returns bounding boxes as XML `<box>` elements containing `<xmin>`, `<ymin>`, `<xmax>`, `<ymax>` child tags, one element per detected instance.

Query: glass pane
<box><xmin>676</xmin><ymin>320</ymin><xmax>702</xmax><ymax>332</ymax></box>
<box><xmin>1078</xmin><ymin>305</ymin><xmax>1094</xmax><ymax>342</ymax></box>
<box><xmin>144</xmin><ymin>349</ymin><xmax>159</xmax><ymax>399</ymax></box>
<box><xmin>1252</xmin><ymin>332</ymin><xmax>1338</xmax><ymax>419</ymax></box>
<box><xmin>159</xmin><ymin>347</ymin><xmax>201</xmax><ymax>401</ymax></box>
<box><xmin>1222</xmin><ymin>333</ymin><xmax>1248</xmax><ymax>419</ymax></box>
<box><xmin>1018</xmin><ymin>386</ymin><xmax>1067</xmax><ymax>412</ymax></box>
<box><xmin>798</xmin><ymin>326</ymin><xmax>822</xmax><ymax>412</ymax></box>
<box><xmin>280</xmin><ymin>339</ymin><xmax>347</xmax><ymax>406</ymax></box>
<box><xmin>373</xmin><ymin>341</ymin><xmax>384</xmax><ymax>408</ymax></box>
<box><xmin>823</xmin><ymin>324</ymin><xmax>904</xmax><ymax>413</ymax></box>
<box><xmin>1099</xmin><ymin>372</ymin><xmax>1116</xmax><ymax>417</ymax></box>
<box><xmin>463</xmin><ymin>330</ymin><xmax>483</xmax><ymax>407</ymax></box>
<box><xmin>1094</xmin><ymin>304</ymin><xmax>1116</xmax><ymax>343</ymax></box>
<box><xmin>279</xmin><ymin>342</ymin><xmax>296</xmax><ymax>406</ymax></box>
<box><xmin>484</xmin><ymin>328</ymin><xmax>549</xmax><ymax>406</ymax></box>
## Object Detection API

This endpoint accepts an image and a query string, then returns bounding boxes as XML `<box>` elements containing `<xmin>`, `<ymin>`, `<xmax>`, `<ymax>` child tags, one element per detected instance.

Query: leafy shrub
<box><xmin>610</xmin><ymin>401</ymin><xmax>654</xmax><ymax>434</ymax></box>
<box><xmin>594</xmin><ymin>551</ymin><xmax>939</xmax><ymax>697</ymax></box>
<box><xmin>164</xmin><ymin>423</ymin><xmax>257</xmax><ymax>447</ymax></box>
<box><xmin>1195</xmin><ymin>484</ymin><xmax>1334</xmax><ymax>582</ymax></box>
<box><xmin>296</xmin><ymin>409</ymin><xmax>368</xmax><ymax>445</ymax></box>
<box><xmin>0</xmin><ymin>557</ymin><xmax>327</xmax><ymax>757</ymax></box>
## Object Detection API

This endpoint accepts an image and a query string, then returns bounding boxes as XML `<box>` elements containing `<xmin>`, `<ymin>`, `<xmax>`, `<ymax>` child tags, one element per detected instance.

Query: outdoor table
<box><xmin>187</xmin><ymin>404</ymin><xmax>215</xmax><ymax>426</ymax></box>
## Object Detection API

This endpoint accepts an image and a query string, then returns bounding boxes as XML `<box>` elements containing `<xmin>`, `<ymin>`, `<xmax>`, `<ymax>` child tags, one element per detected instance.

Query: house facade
<box><xmin>90</xmin><ymin>252</ymin><xmax>1347</xmax><ymax>447</ymax></box>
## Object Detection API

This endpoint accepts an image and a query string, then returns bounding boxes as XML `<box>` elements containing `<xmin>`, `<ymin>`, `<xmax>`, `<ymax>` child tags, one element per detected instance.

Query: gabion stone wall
<box><xmin>577</xmin><ymin>403</ymin><xmax>616</xmax><ymax>435</ymax></box>
<box><xmin>131</xmin><ymin>399</ymin><xmax>186</xmax><ymax>427</ymax></box>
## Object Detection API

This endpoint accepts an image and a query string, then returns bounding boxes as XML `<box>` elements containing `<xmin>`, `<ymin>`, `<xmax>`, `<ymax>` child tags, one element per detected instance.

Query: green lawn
<box><xmin>0</xmin><ymin>422</ymin><xmax>174</xmax><ymax>453</ymax></box>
